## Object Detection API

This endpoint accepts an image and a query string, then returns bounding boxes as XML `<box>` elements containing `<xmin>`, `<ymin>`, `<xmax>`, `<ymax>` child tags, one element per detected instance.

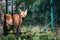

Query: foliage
<box><xmin>0</xmin><ymin>26</ymin><xmax>58</xmax><ymax>40</ymax></box>
<box><xmin>1</xmin><ymin>0</ymin><xmax>60</xmax><ymax>25</ymax></box>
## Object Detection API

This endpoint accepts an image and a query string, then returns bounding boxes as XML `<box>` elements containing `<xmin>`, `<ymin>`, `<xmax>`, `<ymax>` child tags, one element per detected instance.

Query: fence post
<box><xmin>50</xmin><ymin>0</ymin><xmax>55</xmax><ymax>32</ymax></box>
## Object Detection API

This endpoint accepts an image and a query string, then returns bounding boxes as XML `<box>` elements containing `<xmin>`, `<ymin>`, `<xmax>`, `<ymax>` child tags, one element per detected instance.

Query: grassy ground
<box><xmin>0</xmin><ymin>25</ymin><xmax>59</xmax><ymax>40</ymax></box>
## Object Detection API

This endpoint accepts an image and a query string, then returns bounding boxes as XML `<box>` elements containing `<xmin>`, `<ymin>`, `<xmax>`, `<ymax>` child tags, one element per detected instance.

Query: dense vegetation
<box><xmin>1</xmin><ymin>0</ymin><xmax>60</xmax><ymax>26</ymax></box>
<box><xmin>0</xmin><ymin>26</ymin><xmax>58</xmax><ymax>40</ymax></box>
<box><xmin>0</xmin><ymin>0</ymin><xmax>60</xmax><ymax>40</ymax></box>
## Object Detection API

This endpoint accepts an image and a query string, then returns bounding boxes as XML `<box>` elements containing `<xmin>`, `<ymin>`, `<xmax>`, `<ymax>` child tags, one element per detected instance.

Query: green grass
<box><xmin>0</xmin><ymin>25</ymin><xmax>59</xmax><ymax>40</ymax></box>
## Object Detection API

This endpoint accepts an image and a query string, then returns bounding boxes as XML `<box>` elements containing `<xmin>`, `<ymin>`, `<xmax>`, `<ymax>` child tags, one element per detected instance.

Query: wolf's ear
<box><xmin>25</xmin><ymin>10</ymin><xmax>27</xmax><ymax>13</ymax></box>
<box><xmin>24</xmin><ymin>10</ymin><xmax>28</xmax><ymax>16</ymax></box>
<box><xmin>25</xmin><ymin>10</ymin><xmax>27</xmax><ymax>15</ymax></box>
<box><xmin>18</xmin><ymin>8</ymin><xmax>21</xmax><ymax>12</ymax></box>
<box><xmin>20</xmin><ymin>9</ymin><xmax>22</xmax><ymax>12</ymax></box>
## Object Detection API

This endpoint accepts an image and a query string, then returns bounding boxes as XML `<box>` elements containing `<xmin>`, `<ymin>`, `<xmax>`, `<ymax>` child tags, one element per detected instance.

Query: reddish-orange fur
<box><xmin>4</xmin><ymin>10</ymin><xmax>27</xmax><ymax>33</ymax></box>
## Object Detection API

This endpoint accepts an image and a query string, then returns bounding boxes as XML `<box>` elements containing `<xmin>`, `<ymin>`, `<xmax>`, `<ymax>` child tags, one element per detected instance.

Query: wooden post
<box><xmin>4</xmin><ymin>0</ymin><xmax>8</xmax><ymax>36</ymax></box>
